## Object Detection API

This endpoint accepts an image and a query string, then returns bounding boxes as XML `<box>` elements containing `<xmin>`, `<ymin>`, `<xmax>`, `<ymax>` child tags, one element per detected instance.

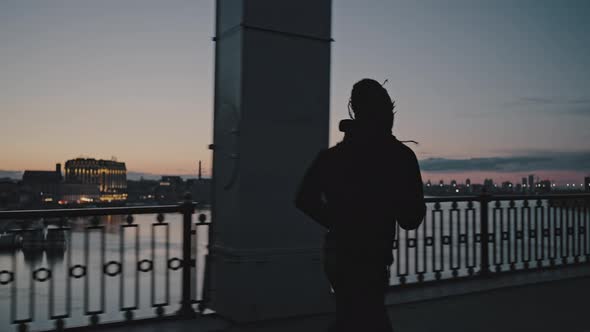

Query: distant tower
<box><xmin>198</xmin><ymin>160</ymin><xmax>202</xmax><ymax>180</ymax></box>
<box><xmin>55</xmin><ymin>163</ymin><xmax>62</xmax><ymax>180</ymax></box>
<box><xmin>528</xmin><ymin>174</ymin><xmax>535</xmax><ymax>192</ymax></box>
<box><xmin>585</xmin><ymin>176</ymin><xmax>590</xmax><ymax>192</ymax></box>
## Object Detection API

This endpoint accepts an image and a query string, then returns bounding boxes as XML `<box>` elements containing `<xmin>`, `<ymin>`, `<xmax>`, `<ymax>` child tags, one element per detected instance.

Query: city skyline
<box><xmin>1</xmin><ymin>1</ymin><xmax>589</xmax><ymax>182</ymax></box>
<box><xmin>1</xmin><ymin>157</ymin><xmax>588</xmax><ymax>187</ymax></box>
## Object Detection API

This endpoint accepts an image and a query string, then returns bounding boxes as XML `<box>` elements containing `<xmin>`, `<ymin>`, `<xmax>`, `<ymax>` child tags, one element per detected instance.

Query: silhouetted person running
<box><xmin>296</xmin><ymin>78</ymin><xmax>426</xmax><ymax>332</ymax></box>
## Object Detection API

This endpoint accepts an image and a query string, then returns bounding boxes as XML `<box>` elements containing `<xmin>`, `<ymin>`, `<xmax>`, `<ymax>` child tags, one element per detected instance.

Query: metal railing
<box><xmin>0</xmin><ymin>194</ymin><xmax>210</xmax><ymax>332</ymax></box>
<box><xmin>390</xmin><ymin>193</ymin><xmax>590</xmax><ymax>287</ymax></box>
<box><xmin>1</xmin><ymin>193</ymin><xmax>589</xmax><ymax>331</ymax></box>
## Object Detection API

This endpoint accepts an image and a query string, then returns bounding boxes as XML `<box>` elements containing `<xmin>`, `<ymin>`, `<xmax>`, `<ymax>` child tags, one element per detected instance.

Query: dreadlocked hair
<box><xmin>348</xmin><ymin>78</ymin><xmax>417</xmax><ymax>145</ymax></box>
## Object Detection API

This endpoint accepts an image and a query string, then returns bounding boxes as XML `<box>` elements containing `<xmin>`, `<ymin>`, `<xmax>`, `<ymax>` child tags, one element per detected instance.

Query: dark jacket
<box><xmin>295</xmin><ymin>122</ymin><xmax>426</xmax><ymax>265</ymax></box>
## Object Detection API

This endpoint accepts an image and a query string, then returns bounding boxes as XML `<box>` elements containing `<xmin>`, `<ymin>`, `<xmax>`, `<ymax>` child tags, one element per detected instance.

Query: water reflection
<box><xmin>0</xmin><ymin>211</ymin><xmax>211</xmax><ymax>332</ymax></box>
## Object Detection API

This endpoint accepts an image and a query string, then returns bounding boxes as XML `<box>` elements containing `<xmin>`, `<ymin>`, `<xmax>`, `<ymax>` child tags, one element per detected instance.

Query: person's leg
<box><xmin>325</xmin><ymin>253</ymin><xmax>363</xmax><ymax>331</ymax></box>
<box><xmin>324</xmin><ymin>251</ymin><xmax>338</xmax><ymax>332</ymax></box>
<box><xmin>361</xmin><ymin>262</ymin><xmax>393</xmax><ymax>332</ymax></box>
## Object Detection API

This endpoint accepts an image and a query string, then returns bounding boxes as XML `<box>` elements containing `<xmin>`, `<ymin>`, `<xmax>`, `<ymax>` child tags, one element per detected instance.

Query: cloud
<box><xmin>0</xmin><ymin>170</ymin><xmax>23</xmax><ymax>180</ymax></box>
<box><xmin>503</xmin><ymin>97</ymin><xmax>590</xmax><ymax>115</ymax></box>
<box><xmin>419</xmin><ymin>151</ymin><xmax>590</xmax><ymax>172</ymax></box>
<box><xmin>127</xmin><ymin>171</ymin><xmax>202</xmax><ymax>181</ymax></box>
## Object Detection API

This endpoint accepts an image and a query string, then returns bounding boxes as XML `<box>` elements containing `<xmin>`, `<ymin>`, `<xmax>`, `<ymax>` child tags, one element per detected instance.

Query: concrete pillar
<box><xmin>208</xmin><ymin>0</ymin><xmax>332</xmax><ymax>322</ymax></box>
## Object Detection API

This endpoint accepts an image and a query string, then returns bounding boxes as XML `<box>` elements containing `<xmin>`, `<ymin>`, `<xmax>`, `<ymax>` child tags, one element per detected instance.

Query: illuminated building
<box><xmin>59</xmin><ymin>183</ymin><xmax>101</xmax><ymax>204</ymax></box>
<box><xmin>65</xmin><ymin>158</ymin><xmax>127</xmax><ymax>202</ymax></box>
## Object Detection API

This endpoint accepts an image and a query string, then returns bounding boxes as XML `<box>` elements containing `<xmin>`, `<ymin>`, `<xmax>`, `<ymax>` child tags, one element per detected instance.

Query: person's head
<box><xmin>348</xmin><ymin>78</ymin><xmax>395</xmax><ymax>133</ymax></box>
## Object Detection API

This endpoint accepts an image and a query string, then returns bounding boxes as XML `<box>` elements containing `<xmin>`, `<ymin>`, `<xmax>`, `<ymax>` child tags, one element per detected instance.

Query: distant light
<box><xmin>455</xmin><ymin>189</ymin><xmax>459</xmax><ymax>193</ymax></box>
<box><xmin>509</xmin><ymin>184</ymin><xmax>512</xmax><ymax>187</ymax></box>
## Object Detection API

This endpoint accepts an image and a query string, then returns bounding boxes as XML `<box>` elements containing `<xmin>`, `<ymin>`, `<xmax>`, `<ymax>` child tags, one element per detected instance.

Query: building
<box><xmin>501</xmin><ymin>181</ymin><xmax>514</xmax><ymax>191</ymax></box>
<box><xmin>59</xmin><ymin>183</ymin><xmax>101</xmax><ymax>204</ymax></box>
<box><xmin>528</xmin><ymin>174</ymin><xmax>535</xmax><ymax>192</ymax></box>
<box><xmin>0</xmin><ymin>179</ymin><xmax>20</xmax><ymax>209</ymax></box>
<box><xmin>127</xmin><ymin>179</ymin><xmax>159</xmax><ymax>203</ymax></box>
<box><xmin>483</xmin><ymin>178</ymin><xmax>494</xmax><ymax>191</ymax></box>
<box><xmin>187</xmin><ymin>161</ymin><xmax>212</xmax><ymax>205</ymax></box>
<box><xmin>585</xmin><ymin>176</ymin><xmax>590</xmax><ymax>192</ymax></box>
<box><xmin>539</xmin><ymin>179</ymin><xmax>552</xmax><ymax>193</ymax></box>
<box><xmin>65</xmin><ymin>158</ymin><xmax>127</xmax><ymax>202</ymax></box>
<box><xmin>22</xmin><ymin>163</ymin><xmax>63</xmax><ymax>205</ymax></box>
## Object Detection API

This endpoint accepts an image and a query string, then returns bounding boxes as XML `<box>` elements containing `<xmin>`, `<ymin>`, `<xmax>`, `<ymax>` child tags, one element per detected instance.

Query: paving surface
<box><xmin>99</xmin><ymin>275</ymin><xmax>590</xmax><ymax>332</ymax></box>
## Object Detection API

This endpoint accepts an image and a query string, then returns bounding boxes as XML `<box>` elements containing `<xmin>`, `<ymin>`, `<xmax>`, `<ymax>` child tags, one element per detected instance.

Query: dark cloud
<box><xmin>420</xmin><ymin>151</ymin><xmax>590</xmax><ymax>172</ymax></box>
<box><xmin>504</xmin><ymin>97</ymin><xmax>590</xmax><ymax>107</ymax></box>
<box><xmin>0</xmin><ymin>170</ymin><xmax>22</xmax><ymax>180</ymax></box>
<box><xmin>127</xmin><ymin>171</ymin><xmax>201</xmax><ymax>181</ymax></box>
<box><xmin>566</xmin><ymin>107</ymin><xmax>590</xmax><ymax>115</ymax></box>
<box><xmin>500</xmin><ymin>97</ymin><xmax>590</xmax><ymax>117</ymax></box>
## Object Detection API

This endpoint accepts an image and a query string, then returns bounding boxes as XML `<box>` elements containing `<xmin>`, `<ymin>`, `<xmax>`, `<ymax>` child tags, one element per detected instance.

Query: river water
<box><xmin>0</xmin><ymin>210</ymin><xmax>210</xmax><ymax>331</ymax></box>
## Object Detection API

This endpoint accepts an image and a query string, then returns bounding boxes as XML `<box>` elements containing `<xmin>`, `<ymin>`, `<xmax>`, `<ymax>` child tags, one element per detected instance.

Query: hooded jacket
<box><xmin>295</xmin><ymin>120</ymin><xmax>426</xmax><ymax>265</ymax></box>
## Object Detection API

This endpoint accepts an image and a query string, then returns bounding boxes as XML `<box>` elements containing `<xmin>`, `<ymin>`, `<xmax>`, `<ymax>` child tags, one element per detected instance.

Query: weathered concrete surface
<box><xmin>101</xmin><ymin>272</ymin><xmax>590</xmax><ymax>332</ymax></box>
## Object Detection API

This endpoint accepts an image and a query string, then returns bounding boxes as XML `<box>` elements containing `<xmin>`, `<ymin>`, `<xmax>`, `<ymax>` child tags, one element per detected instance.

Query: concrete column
<box><xmin>208</xmin><ymin>0</ymin><xmax>332</xmax><ymax>322</ymax></box>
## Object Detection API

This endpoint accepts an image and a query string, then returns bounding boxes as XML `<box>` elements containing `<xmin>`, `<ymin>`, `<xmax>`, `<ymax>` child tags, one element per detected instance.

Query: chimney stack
<box><xmin>56</xmin><ymin>163</ymin><xmax>62</xmax><ymax>180</ymax></box>
<box><xmin>198</xmin><ymin>160</ymin><xmax>202</xmax><ymax>180</ymax></box>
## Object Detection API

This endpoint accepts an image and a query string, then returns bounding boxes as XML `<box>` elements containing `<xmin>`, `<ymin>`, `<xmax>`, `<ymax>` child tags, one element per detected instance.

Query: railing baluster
<box><xmin>537</xmin><ymin>199</ymin><xmax>545</xmax><ymax>267</ymax></box>
<box><xmin>573</xmin><ymin>200</ymin><xmax>582</xmax><ymax>263</ymax></box>
<box><xmin>522</xmin><ymin>200</ymin><xmax>531</xmax><ymax>269</ymax></box>
<box><xmin>177</xmin><ymin>193</ymin><xmax>196</xmax><ymax>318</ymax></box>
<box><xmin>508</xmin><ymin>200</ymin><xmax>517</xmax><ymax>270</ymax></box>
<box><xmin>151</xmin><ymin>213</ymin><xmax>170</xmax><ymax>316</ymax></box>
<box><xmin>465</xmin><ymin>200</ymin><xmax>476</xmax><ymax>276</ymax></box>
<box><xmin>419</xmin><ymin>205</ymin><xmax>428</xmax><ymax>282</ymax></box>
<box><xmin>479</xmin><ymin>193</ymin><xmax>490</xmax><ymax>275</ymax></box>
<box><xmin>450</xmin><ymin>201</ymin><xmax>459</xmax><ymax>277</ymax></box>
<box><xmin>433</xmin><ymin>202</ymin><xmax>443</xmax><ymax>280</ymax></box>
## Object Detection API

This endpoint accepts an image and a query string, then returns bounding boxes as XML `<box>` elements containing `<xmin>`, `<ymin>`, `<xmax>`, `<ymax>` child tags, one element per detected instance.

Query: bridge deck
<box><xmin>96</xmin><ymin>270</ymin><xmax>590</xmax><ymax>332</ymax></box>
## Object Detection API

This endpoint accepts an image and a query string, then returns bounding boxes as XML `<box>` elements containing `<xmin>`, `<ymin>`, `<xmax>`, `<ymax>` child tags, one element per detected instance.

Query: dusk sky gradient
<box><xmin>1</xmin><ymin>0</ymin><xmax>589</xmax><ymax>184</ymax></box>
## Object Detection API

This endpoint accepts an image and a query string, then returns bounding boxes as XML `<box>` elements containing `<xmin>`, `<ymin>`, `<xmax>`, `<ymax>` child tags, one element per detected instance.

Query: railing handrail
<box><xmin>2</xmin><ymin>193</ymin><xmax>586</xmax><ymax>219</ymax></box>
<box><xmin>424</xmin><ymin>193</ymin><xmax>590</xmax><ymax>203</ymax></box>
<box><xmin>0</xmin><ymin>202</ymin><xmax>199</xmax><ymax>220</ymax></box>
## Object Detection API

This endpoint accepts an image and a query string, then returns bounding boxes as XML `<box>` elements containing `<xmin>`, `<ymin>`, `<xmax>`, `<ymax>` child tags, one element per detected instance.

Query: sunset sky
<box><xmin>1</xmin><ymin>0</ymin><xmax>589</xmax><ymax>184</ymax></box>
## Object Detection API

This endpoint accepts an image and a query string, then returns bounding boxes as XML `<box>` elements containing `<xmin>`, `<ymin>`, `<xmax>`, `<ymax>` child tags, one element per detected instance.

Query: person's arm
<box><xmin>295</xmin><ymin>151</ymin><xmax>330</xmax><ymax>229</ymax></box>
<box><xmin>396</xmin><ymin>148</ymin><xmax>426</xmax><ymax>230</ymax></box>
